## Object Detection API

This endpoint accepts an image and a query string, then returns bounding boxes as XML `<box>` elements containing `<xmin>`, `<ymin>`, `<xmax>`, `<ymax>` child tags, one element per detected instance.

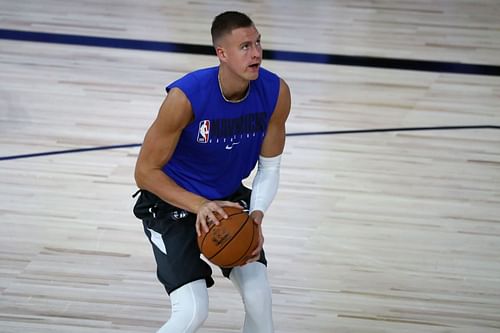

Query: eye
<box><xmin>241</xmin><ymin>43</ymin><xmax>250</xmax><ymax>50</ymax></box>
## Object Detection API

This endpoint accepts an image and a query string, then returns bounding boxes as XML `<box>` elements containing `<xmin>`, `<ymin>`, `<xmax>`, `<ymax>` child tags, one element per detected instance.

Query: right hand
<box><xmin>195</xmin><ymin>200</ymin><xmax>243</xmax><ymax>237</ymax></box>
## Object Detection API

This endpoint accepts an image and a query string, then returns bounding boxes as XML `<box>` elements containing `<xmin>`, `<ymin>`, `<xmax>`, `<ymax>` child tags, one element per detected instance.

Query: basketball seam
<box><xmin>206</xmin><ymin>214</ymin><xmax>250</xmax><ymax>262</ymax></box>
<box><xmin>198</xmin><ymin>211</ymin><xmax>241</xmax><ymax>254</ymax></box>
<box><xmin>225</xmin><ymin>222</ymin><xmax>257</xmax><ymax>267</ymax></box>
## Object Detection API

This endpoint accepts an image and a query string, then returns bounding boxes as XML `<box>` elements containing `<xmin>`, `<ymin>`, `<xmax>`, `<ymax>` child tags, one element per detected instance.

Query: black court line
<box><xmin>1</xmin><ymin>126</ymin><xmax>499</xmax><ymax>161</ymax></box>
<box><xmin>1</xmin><ymin>29</ymin><xmax>500</xmax><ymax>76</ymax></box>
<box><xmin>285</xmin><ymin>125</ymin><xmax>500</xmax><ymax>137</ymax></box>
<box><xmin>0</xmin><ymin>143</ymin><xmax>142</xmax><ymax>161</ymax></box>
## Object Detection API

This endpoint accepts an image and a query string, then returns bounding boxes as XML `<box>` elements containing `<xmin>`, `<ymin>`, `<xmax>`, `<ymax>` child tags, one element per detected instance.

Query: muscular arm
<box><xmin>134</xmin><ymin>88</ymin><xmax>207</xmax><ymax>213</ymax></box>
<box><xmin>250</xmin><ymin>78</ymin><xmax>291</xmax><ymax>215</ymax></box>
<box><xmin>247</xmin><ymin>78</ymin><xmax>291</xmax><ymax>262</ymax></box>
<box><xmin>134</xmin><ymin>88</ymin><xmax>241</xmax><ymax>234</ymax></box>
<box><xmin>260</xmin><ymin>78</ymin><xmax>291</xmax><ymax>158</ymax></box>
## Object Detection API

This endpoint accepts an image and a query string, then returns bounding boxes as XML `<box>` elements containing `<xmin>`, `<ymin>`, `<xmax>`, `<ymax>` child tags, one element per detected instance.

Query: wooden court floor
<box><xmin>1</xmin><ymin>1</ymin><xmax>500</xmax><ymax>332</ymax></box>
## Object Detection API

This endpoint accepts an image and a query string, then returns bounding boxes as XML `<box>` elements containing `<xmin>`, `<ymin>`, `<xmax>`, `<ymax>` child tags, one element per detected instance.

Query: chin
<box><xmin>247</xmin><ymin>71</ymin><xmax>260</xmax><ymax>81</ymax></box>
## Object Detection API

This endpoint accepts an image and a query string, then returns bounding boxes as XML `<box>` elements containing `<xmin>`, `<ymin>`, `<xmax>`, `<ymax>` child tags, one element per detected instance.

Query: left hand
<box><xmin>246</xmin><ymin>210</ymin><xmax>264</xmax><ymax>264</ymax></box>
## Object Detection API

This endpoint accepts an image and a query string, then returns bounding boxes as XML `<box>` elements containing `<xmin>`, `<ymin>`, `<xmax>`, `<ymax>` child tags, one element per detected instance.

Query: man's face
<box><xmin>218</xmin><ymin>25</ymin><xmax>262</xmax><ymax>81</ymax></box>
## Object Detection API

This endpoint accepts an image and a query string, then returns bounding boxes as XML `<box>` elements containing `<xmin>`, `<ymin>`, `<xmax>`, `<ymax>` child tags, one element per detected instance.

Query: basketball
<box><xmin>197</xmin><ymin>207</ymin><xmax>259</xmax><ymax>268</ymax></box>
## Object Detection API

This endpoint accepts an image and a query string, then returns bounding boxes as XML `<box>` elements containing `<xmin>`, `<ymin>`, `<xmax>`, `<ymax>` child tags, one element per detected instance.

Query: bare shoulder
<box><xmin>136</xmin><ymin>87</ymin><xmax>193</xmax><ymax>167</ymax></box>
<box><xmin>270</xmin><ymin>78</ymin><xmax>291</xmax><ymax>124</ymax></box>
<box><xmin>134</xmin><ymin>87</ymin><xmax>193</xmax><ymax>190</ymax></box>
<box><xmin>155</xmin><ymin>87</ymin><xmax>193</xmax><ymax>131</ymax></box>
<box><xmin>259</xmin><ymin>78</ymin><xmax>291</xmax><ymax>157</ymax></box>
<box><xmin>279</xmin><ymin>77</ymin><xmax>291</xmax><ymax>99</ymax></box>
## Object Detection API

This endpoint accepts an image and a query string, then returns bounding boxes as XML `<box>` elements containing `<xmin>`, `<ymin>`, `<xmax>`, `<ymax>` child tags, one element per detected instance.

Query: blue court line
<box><xmin>1</xmin><ymin>28</ymin><xmax>500</xmax><ymax>76</ymax></box>
<box><xmin>1</xmin><ymin>126</ymin><xmax>499</xmax><ymax>161</ymax></box>
<box><xmin>0</xmin><ymin>143</ymin><xmax>142</xmax><ymax>161</ymax></box>
<box><xmin>285</xmin><ymin>125</ymin><xmax>500</xmax><ymax>137</ymax></box>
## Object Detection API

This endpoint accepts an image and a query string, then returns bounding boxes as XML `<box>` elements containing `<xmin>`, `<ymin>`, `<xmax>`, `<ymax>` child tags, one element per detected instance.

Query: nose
<box><xmin>252</xmin><ymin>45</ymin><xmax>261</xmax><ymax>59</ymax></box>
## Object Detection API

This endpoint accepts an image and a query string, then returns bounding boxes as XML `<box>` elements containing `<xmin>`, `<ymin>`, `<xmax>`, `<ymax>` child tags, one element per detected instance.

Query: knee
<box><xmin>173</xmin><ymin>295</ymin><xmax>208</xmax><ymax>331</ymax></box>
<box><xmin>160</xmin><ymin>300</ymin><xmax>208</xmax><ymax>333</ymax></box>
<box><xmin>160</xmin><ymin>280</ymin><xmax>208</xmax><ymax>333</ymax></box>
<box><xmin>191</xmin><ymin>298</ymin><xmax>209</xmax><ymax>327</ymax></box>
<box><xmin>241</xmin><ymin>282</ymin><xmax>272</xmax><ymax>315</ymax></box>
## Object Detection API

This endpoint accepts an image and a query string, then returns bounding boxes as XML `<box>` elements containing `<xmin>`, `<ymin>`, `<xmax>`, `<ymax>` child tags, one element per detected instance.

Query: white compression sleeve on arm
<box><xmin>249</xmin><ymin>154</ymin><xmax>281</xmax><ymax>213</ymax></box>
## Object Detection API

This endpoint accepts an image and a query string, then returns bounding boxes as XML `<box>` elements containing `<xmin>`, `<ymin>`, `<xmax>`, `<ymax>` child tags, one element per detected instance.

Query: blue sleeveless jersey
<box><xmin>162</xmin><ymin>66</ymin><xmax>280</xmax><ymax>199</ymax></box>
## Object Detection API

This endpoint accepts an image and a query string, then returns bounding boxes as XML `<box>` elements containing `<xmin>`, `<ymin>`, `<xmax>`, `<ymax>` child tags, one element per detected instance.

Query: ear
<box><xmin>215</xmin><ymin>46</ymin><xmax>227</xmax><ymax>63</ymax></box>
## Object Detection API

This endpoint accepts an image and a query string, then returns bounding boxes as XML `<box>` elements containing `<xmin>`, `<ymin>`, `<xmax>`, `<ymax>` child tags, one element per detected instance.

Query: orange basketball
<box><xmin>197</xmin><ymin>207</ymin><xmax>259</xmax><ymax>268</ymax></box>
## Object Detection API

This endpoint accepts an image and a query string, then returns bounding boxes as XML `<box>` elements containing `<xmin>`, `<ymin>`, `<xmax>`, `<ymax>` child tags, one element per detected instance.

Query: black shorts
<box><xmin>133</xmin><ymin>184</ymin><xmax>267</xmax><ymax>295</ymax></box>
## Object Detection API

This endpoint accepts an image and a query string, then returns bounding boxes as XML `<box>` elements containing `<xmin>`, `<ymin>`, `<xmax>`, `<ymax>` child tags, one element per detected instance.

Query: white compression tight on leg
<box><xmin>230</xmin><ymin>262</ymin><xmax>274</xmax><ymax>333</ymax></box>
<box><xmin>157</xmin><ymin>279</ymin><xmax>208</xmax><ymax>333</ymax></box>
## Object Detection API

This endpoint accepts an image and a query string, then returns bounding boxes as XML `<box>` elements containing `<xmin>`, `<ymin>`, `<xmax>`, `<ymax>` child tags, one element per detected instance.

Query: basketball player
<box><xmin>133</xmin><ymin>11</ymin><xmax>291</xmax><ymax>333</ymax></box>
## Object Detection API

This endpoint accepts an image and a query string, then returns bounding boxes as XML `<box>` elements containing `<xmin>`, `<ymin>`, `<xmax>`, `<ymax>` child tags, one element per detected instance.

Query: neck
<box><xmin>218</xmin><ymin>67</ymin><xmax>250</xmax><ymax>102</ymax></box>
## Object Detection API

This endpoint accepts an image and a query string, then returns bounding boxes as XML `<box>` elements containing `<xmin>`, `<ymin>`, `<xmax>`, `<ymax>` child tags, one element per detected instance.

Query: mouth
<box><xmin>249</xmin><ymin>63</ymin><xmax>260</xmax><ymax>70</ymax></box>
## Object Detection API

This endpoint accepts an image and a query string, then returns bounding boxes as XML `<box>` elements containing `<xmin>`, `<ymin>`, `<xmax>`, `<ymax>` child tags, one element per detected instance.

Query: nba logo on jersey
<box><xmin>197</xmin><ymin>120</ymin><xmax>210</xmax><ymax>143</ymax></box>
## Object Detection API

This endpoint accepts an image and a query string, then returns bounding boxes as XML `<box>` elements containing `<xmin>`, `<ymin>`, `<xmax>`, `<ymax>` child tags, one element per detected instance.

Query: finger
<box><xmin>207</xmin><ymin>211</ymin><xmax>221</xmax><ymax>225</ymax></box>
<box><xmin>251</xmin><ymin>237</ymin><xmax>264</xmax><ymax>257</ymax></box>
<box><xmin>195</xmin><ymin>217</ymin><xmax>202</xmax><ymax>237</ymax></box>
<box><xmin>247</xmin><ymin>234</ymin><xmax>263</xmax><ymax>263</ymax></box>
<box><xmin>211</xmin><ymin>206</ymin><xmax>228</xmax><ymax>220</ymax></box>
<box><xmin>204</xmin><ymin>217</ymin><xmax>212</xmax><ymax>233</ymax></box>
<box><xmin>196</xmin><ymin>214</ymin><xmax>210</xmax><ymax>236</ymax></box>
<box><xmin>250</xmin><ymin>211</ymin><xmax>263</xmax><ymax>224</ymax></box>
<box><xmin>251</xmin><ymin>216</ymin><xmax>262</xmax><ymax>225</ymax></box>
<box><xmin>246</xmin><ymin>252</ymin><xmax>260</xmax><ymax>264</ymax></box>
<box><xmin>220</xmin><ymin>200</ymin><xmax>244</xmax><ymax>209</ymax></box>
